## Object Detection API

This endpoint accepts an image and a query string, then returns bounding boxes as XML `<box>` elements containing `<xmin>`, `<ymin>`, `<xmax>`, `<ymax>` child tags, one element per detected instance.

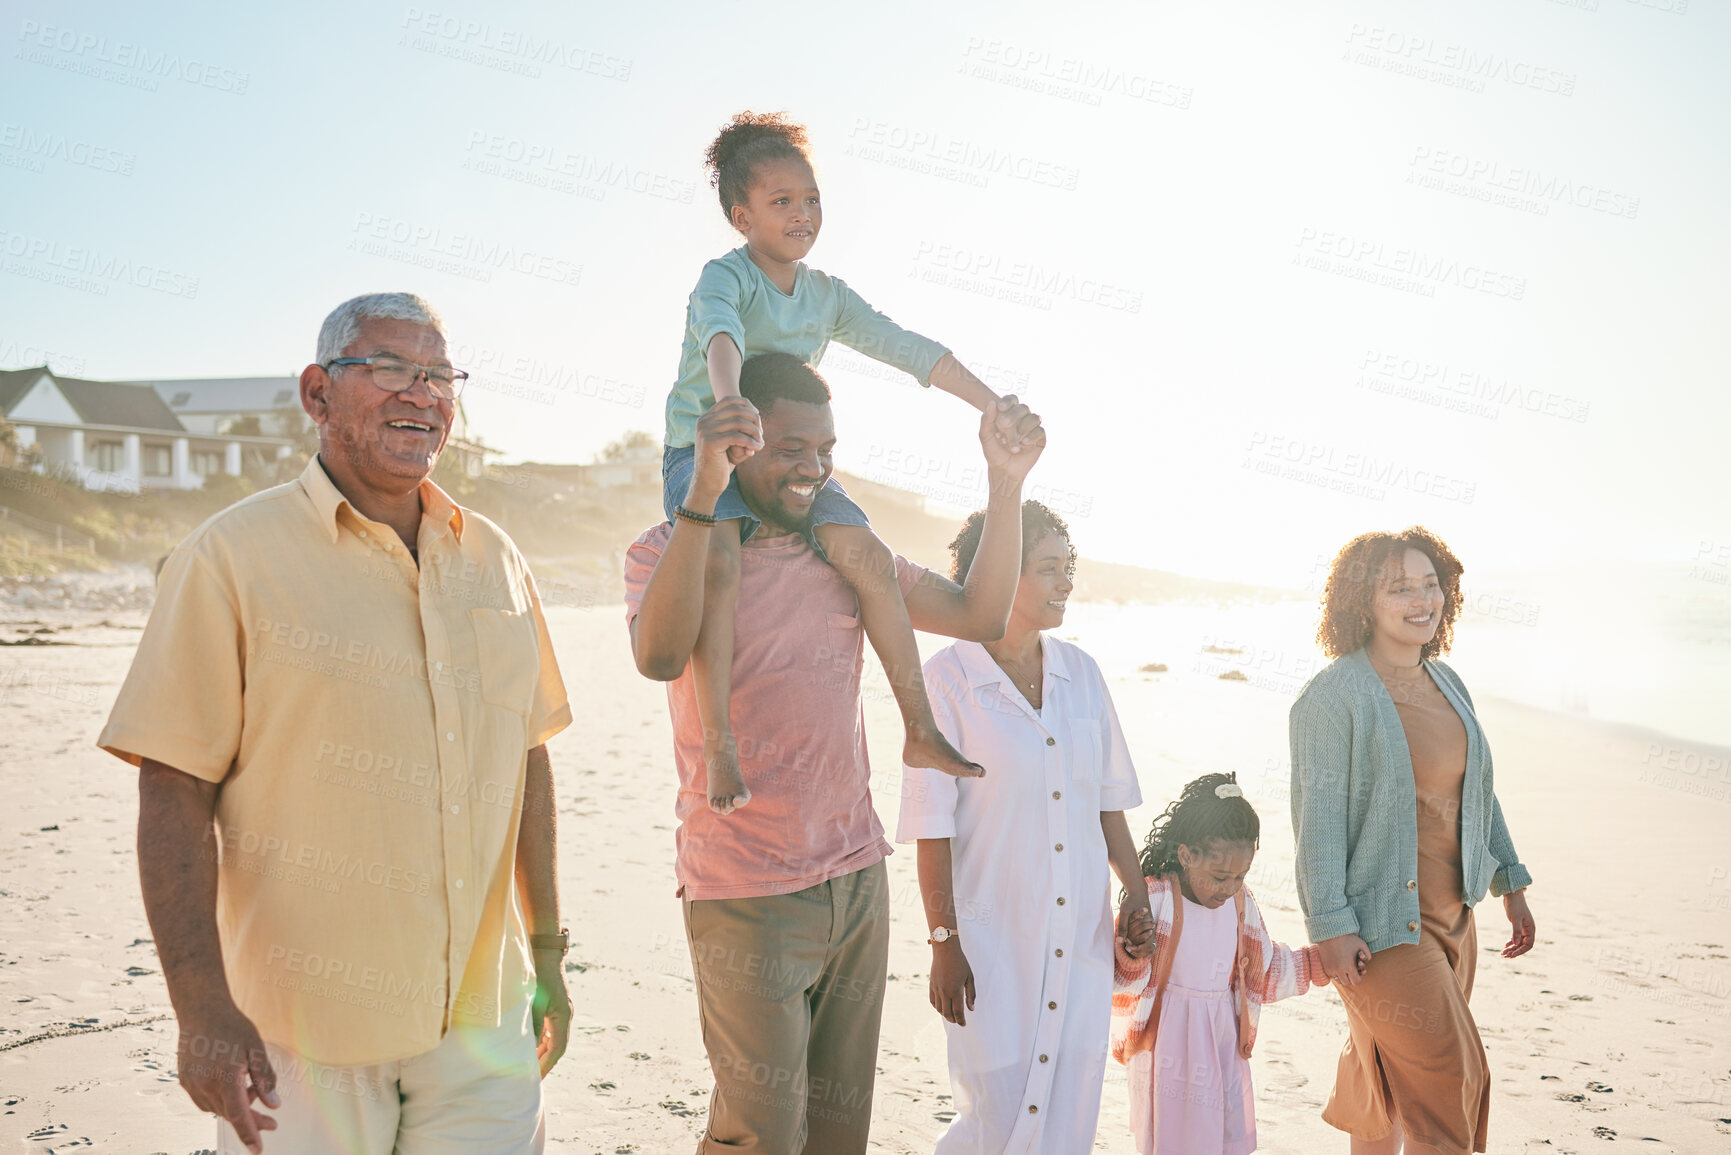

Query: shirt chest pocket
<box><xmin>819</xmin><ymin>611</ymin><xmax>862</xmax><ymax>665</ymax></box>
<box><xmin>1066</xmin><ymin>717</ymin><xmax>1103</xmax><ymax>785</ymax></box>
<box><xmin>467</xmin><ymin>608</ymin><xmax>539</xmax><ymax>716</ymax></box>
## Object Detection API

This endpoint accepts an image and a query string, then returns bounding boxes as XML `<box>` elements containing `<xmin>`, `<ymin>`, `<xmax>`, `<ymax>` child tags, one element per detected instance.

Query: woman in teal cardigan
<box><xmin>1290</xmin><ymin>527</ymin><xmax>1535</xmax><ymax>1155</ymax></box>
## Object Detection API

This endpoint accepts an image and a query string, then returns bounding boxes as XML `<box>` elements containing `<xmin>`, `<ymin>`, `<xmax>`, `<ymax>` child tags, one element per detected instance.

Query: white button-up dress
<box><xmin>897</xmin><ymin>636</ymin><xmax>1142</xmax><ymax>1154</ymax></box>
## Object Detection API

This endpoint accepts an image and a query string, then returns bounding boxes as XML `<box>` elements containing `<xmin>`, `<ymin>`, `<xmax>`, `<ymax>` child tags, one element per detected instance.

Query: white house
<box><xmin>0</xmin><ymin>366</ymin><xmax>294</xmax><ymax>492</ymax></box>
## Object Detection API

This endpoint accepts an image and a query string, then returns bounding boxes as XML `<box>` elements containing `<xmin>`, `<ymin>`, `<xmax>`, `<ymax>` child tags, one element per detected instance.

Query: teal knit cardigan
<box><xmin>1288</xmin><ymin>649</ymin><xmax>1532</xmax><ymax>953</ymax></box>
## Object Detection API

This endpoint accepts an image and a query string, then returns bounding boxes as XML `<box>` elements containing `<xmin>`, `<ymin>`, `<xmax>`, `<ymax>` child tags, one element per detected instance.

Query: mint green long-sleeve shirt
<box><xmin>1289</xmin><ymin>649</ymin><xmax>1532</xmax><ymax>953</ymax></box>
<box><xmin>663</xmin><ymin>246</ymin><xmax>951</xmax><ymax>448</ymax></box>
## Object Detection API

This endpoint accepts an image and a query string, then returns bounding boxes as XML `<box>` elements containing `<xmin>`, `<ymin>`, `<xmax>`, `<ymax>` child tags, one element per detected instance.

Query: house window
<box><xmin>192</xmin><ymin>451</ymin><xmax>223</xmax><ymax>477</ymax></box>
<box><xmin>144</xmin><ymin>445</ymin><xmax>172</xmax><ymax>476</ymax></box>
<box><xmin>93</xmin><ymin>441</ymin><xmax>124</xmax><ymax>473</ymax></box>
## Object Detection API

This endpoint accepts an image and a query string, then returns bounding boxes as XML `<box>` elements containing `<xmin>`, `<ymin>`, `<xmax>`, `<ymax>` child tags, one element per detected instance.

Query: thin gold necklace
<box><xmin>987</xmin><ymin>640</ymin><xmax>1041</xmax><ymax>690</ymax></box>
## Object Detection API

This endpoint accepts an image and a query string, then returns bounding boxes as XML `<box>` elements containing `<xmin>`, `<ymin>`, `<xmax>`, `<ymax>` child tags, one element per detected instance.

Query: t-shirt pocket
<box><xmin>467</xmin><ymin>607</ymin><xmax>539</xmax><ymax>717</ymax></box>
<box><xmin>1067</xmin><ymin>717</ymin><xmax>1103</xmax><ymax>785</ymax></box>
<box><xmin>805</xmin><ymin>611</ymin><xmax>861</xmax><ymax>695</ymax></box>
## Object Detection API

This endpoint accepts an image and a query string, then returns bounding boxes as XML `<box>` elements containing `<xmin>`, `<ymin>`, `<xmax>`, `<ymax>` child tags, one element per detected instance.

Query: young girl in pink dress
<box><xmin>1113</xmin><ymin>772</ymin><xmax>1351</xmax><ymax>1155</ymax></box>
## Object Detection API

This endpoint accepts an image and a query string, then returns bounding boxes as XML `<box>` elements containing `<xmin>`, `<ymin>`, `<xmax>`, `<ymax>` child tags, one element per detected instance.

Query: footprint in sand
<box><xmin>24</xmin><ymin>1123</ymin><xmax>94</xmax><ymax>1149</ymax></box>
<box><xmin>1591</xmin><ymin>1125</ymin><xmax>1616</xmax><ymax>1139</ymax></box>
<box><xmin>1587</xmin><ymin>1081</ymin><xmax>1614</xmax><ymax>1093</ymax></box>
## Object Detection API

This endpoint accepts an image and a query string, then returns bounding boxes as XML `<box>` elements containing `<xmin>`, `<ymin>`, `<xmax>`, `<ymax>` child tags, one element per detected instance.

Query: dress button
<box><xmin>1028</xmin><ymin>1105</ymin><xmax>1038</xmax><ymax>1114</ymax></box>
<box><xmin>1408</xmin><ymin>920</ymin><xmax>1419</xmax><ymax>932</ymax></box>
<box><xmin>445</xmin><ymin>732</ymin><xmax>455</xmax><ymax>742</ymax></box>
<box><xmin>450</xmin><ymin>804</ymin><xmax>460</xmax><ymax>815</ymax></box>
<box><xmin>455</xmin><ymin>879</ymin><xmax>464</xmax><ymax>889</ymax></box>
<box><xmin>1039</xmin><ymin>1054</ymin><xmax>1049</xmax><ymax>1063</ymax></box>
<box><xmin>1045</xmin><ymin>737</ymin><xmax>1055</xmax><ymax>746</ymax></box>
<box><xmin>1048</xmin><ymin>1000</ymin><xmax>1057</xmax><ymax>1010</ymax></box>
<box><xmin>1407</xmin><ymin>880</ymin><xmax>1417</xmax><ymax>890</ymax></box>
<box><xmin>435</xmin><ymin>660</ymin><xmax>444</xmax><ymax>671</ymax></box>
<box><xmin>1054</xmin><ymin>843</ymin><xmax>1063</xmax><ymax>852</ymax></box>
<box><xmin>1052</xmin><ymin>791</ymin><xmax>1061</xmax><ymax>800</ymax></box>
<box><xmin>1056</xmin><ymin>897</ymin><xmax>1065</xmax><ymax>906</ymax></box>
<box><xmin>1055</xmin><ymin>949</ymin><xmax>1063</xmax><ymax>958</ymax></box>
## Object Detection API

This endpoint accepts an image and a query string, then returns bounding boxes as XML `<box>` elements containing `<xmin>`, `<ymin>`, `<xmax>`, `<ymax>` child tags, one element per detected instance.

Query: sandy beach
<box><xmin>2</xmin><ymin>580</ymin><xmax>1728</xmax><ymax>1154</ymax></box>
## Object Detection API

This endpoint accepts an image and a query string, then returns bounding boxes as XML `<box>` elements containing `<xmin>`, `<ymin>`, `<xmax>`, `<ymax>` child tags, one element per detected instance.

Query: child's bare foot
<box><xmin>904</xmin><ymin>725</ymin><xmax>984</xmax><ymax>779</ymax></box>
<box><xmin>703</xmin><ymin>735</ymin><xmax>751</xmax><ymax>815</ymax></box>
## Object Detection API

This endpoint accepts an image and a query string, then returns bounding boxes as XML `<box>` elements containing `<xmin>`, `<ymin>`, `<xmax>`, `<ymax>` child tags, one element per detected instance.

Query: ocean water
<box><xmin>1054</xmin><ymin>561</ymin><xmax>1731</xmax><ymax>752</ymax></box>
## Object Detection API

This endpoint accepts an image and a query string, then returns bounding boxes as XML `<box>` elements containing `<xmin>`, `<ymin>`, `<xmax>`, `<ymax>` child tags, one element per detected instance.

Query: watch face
<box><xmin>932</xmin><ymin>928</ymin><xmax>951</xmax><ymax>942</ymax></box>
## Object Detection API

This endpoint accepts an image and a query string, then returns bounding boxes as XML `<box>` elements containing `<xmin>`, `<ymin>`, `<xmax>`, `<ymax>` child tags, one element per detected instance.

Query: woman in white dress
<box><xmin>897</xmin><ymin>500</ymin><xmax>1152</xmax><ymax>1154</ymax></box>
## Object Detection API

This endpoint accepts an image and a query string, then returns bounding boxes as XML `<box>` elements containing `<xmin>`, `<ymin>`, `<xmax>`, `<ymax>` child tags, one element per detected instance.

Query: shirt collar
<box><xmin>737</xmin><ymin>244</ymin><xmax>804</xmax><ymax>297</ymax></box>
<box><xmin>957</xmin><ymin>634</ymin><xmax>1073</xmax><ymax>690</ymax></box>
<box><xmin>299</xmin><ymin>454</ymin><xmax>465</xmax><ymax>546</ymax></box>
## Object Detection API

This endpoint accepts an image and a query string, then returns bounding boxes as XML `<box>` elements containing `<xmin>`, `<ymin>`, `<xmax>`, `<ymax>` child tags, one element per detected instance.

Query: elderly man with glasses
<box><xmin>99</xmin><ymin>292</ymin><xmax>573</xmax><ymax>1154</ymax></box>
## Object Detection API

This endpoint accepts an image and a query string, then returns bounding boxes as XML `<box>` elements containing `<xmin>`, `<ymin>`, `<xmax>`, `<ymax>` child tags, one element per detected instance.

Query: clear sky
<box><xmin>2</xmin><ymin>0</ymin><xmax>1726</xmax><ymax>587</ymax></box>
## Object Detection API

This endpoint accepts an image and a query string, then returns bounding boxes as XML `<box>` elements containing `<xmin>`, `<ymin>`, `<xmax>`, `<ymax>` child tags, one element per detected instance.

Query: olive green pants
<box><xmin>682</xmin><ymin>859</ymin><xmax>890</xmax><ymax>1154</ymax></box>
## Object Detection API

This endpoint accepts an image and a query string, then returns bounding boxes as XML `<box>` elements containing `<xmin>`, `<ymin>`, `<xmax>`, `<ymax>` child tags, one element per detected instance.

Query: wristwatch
<box><xmin>530</xmin><ymin>928</ymin><xmax>570</xmax><ymax>956</ymax></box>
<box><xmin>927</xmin><ymin>927</ymin><xmax>959</xmax><ymax>945</ymax></box>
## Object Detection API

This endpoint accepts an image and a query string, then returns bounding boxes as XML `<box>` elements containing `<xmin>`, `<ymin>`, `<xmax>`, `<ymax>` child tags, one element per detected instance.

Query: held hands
<box><xmin>688</xmin><ymin>396</ymin><xmax>763</xmax><ymax>508</ymax></box>
<box><xmin>1501</xmin><ymin>889</ymin><xmax>1537</xmax><ymax>959</ymax></box>
<box><xmin>1318</xmin><ymin>934</ymin><xmax>1372</xmax><ymax>987</ymax></box>
<box><xmin>978</xmin><ymin>394</ymin><xmax>1046</xmax><ymax>481</ymax></box>
<box><xmin>531</xmin><ymin>950</ymin><xmax>573</xmax><ymax>1077</ymax></box>
<box><xmin>1117</xmin><ymin>896</ymin><xmax>1156</xmax><ymax>960</ymax></box>
<box><xmin>177</xmin><ymin>1001</ymin><xmax>280</xmax><ymax>1154</ymax></box>
<box><xmin>929</xmin><ymin>940</ymin><xmax>976</xmax><ymax>1026</ymax></box>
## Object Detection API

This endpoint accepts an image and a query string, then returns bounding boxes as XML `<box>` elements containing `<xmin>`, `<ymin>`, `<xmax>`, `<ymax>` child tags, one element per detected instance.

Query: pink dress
<box><xmin>1144</xmin><ymin>894</ymin><xmax>1257</xmax><ymax>1155</ymax></box>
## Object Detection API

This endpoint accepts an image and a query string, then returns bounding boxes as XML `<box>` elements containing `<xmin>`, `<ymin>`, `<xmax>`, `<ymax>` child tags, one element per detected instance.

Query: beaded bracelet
<box><xmin>673</xmin><ymin>504</ymin><xmax>718</xmax><ymax>527</ymax></box>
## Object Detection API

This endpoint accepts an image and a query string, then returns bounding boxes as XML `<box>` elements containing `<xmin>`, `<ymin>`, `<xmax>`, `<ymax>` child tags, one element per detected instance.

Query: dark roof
<box><xmin>135</xmin><ymin>377</ymin><xmax>301</xmax><ymax>413</ymax></box>
<box><xmin>0</xmin><ymin>367</ymin><xmax>47</xmax><ymax>416</ymax></box>
<box><xmin>53</xmin><ymin>374</ymin><xmax>186</xmax><ymax>432</ymax></box>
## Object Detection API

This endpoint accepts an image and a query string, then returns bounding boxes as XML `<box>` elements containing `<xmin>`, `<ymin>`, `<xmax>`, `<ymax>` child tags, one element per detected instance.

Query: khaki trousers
<box><xmin>683</xmin><ymin>859</ymin><xmax>890</xmax><ymax>1154</ymax></box>
<box><xmin>217</xmin><ymin>999</ymin><xmax>543</xmax><ymax>1155</ymax></box>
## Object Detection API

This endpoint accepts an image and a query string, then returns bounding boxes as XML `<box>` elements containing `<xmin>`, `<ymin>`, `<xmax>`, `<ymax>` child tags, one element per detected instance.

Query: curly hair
<box><xmin>1316</xmin><ymin>526</ymin><xmax>1465</xmax><ymax>660</ymax></box>
<box><xmin>703</xmin><ymin>111</ymin><xmax>813</xmax><ymax>225</ymax></box>
<box><xmin>1137</xmin><ymin>772</ymin><xmax>1261</xmax><ymax>881</ymax></box>
<box><xmin>947</xmin><ymin>499</ymin><xmax>1075</xmax><ymax>584</ymax></box>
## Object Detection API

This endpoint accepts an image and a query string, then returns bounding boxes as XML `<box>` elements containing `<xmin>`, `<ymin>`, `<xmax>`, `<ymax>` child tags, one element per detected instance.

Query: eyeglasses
<box><xmin>325</xmin><ymin>355</ymin><xmax>469</xmax><ymax>401</ymax></box>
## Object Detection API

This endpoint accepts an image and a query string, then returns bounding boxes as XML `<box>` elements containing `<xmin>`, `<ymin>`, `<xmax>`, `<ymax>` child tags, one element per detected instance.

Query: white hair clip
<box><xmin>1215</xmin><ymin>783</ymin><xmax>1243</xmax><ymax>799</ymax></box>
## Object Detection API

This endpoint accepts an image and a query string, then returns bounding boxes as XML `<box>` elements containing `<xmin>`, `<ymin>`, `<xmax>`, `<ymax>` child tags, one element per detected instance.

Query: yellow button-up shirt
<box><xmin>99</xmin><ymin>456</ymin><xmax>572</xmax><ymax>1066</ymax></box>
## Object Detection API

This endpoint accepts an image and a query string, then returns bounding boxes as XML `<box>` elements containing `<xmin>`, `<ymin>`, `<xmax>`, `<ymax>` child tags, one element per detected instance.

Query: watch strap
<box><xmin>530</xmin><ymin>928</ymin><xmax>570</xmax><ymax>955</ymax></box>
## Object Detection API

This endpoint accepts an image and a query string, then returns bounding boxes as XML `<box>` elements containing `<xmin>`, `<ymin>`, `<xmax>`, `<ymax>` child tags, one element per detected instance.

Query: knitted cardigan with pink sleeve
<box><xmin>1110</xmin><ymin>876</ymin><xmax>1327</xmax><ymax>1068</ymax></box>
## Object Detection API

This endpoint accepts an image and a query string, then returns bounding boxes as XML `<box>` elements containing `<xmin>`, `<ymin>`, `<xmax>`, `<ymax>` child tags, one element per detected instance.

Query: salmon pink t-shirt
<box><xmin>624</xmin><ymin>524</ymin><xmax>923</xmax><ymax>900</ymax></box>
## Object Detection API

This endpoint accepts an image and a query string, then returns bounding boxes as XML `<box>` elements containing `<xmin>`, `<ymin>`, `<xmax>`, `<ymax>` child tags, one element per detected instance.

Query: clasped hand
<box><xmin>1117</xmin><ymin>898</ymin><xmax>1156</xmax><ymax>960</ymax></box>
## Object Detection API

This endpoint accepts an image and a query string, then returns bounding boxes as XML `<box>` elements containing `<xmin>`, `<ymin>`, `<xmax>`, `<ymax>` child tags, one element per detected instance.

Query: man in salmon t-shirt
<box><xmin>625</xmin><ymin>352</ymin><xmax>1045</xmax><ymax>1153</ymax></box>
